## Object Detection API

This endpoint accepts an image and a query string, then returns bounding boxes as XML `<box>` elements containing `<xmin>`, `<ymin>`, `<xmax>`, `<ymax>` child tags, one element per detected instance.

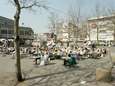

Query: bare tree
<box><xmin>13</xmin><ymin>0</ymin><xmax>22</xmax><ymax>81</ymax></box>
<box><xmin>95</xmin><ymin>3</ymin><xmax>100</xmax><ymax>45</ymax></box>
<box><xmin>67</xmin><ymin>5</ymin><xmax>81</xmax><ymax>46</ymax></box>
<box><xmin>10</xmin><ymin>0</ymin><xmax>48</xmax><ymax>81</ymax></box>
<box><xmin>93</xmin><ymin>2</ymin><xmax>102</xmax><ymax>45</ymax></box>
<box><xmin>80</xmin><ymin>22</ymin><xmax>88</xmax><ymax>40</ymax></box>
<box><xmin>48</xmin><ymin>12</ymin><xmax>59</xmax><ymax>34</ymax></box>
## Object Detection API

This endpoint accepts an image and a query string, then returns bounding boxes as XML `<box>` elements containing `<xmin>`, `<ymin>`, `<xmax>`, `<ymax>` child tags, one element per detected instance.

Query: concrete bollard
<box><xmin>96</xmin><ymin>67</ymin><xmax>112</xmax><ymax>82</ymax></box>
<box><xmin>111</xmin><ymin>56</ymin><xmax>115</xmax><ymax>65</ymax></box>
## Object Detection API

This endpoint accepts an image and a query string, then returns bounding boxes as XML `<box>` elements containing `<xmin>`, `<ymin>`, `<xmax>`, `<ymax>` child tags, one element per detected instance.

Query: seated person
<box><xmin>64</xmin><ymin>52</ymin><xmax>77</xmax><ymax>67</ymax></box>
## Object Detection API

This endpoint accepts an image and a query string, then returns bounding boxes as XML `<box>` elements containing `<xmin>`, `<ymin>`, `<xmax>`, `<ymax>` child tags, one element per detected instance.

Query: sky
<box><xmin>0</xmin><ymin>0</ymin><xmax>115</xmax><ymax>33</ymax></box>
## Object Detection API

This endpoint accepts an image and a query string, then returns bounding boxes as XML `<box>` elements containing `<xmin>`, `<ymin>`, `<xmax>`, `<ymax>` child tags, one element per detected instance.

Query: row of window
<box><xmin>0</xmin><ymin>22</ymin><xmax>13</xmax><ymax>28</ymax></box>
<box><xmin>0</xmin><ymin>30</ymin><xmax>32</xmax><ymax>35</ymax></box>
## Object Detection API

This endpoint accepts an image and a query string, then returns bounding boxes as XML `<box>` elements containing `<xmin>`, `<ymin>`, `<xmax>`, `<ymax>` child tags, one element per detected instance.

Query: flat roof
<box><xmin>0</xmin><ymin>16</ymin><xmax>13</xmax><ymax>21</ymax></box>
<box><xmin>0</xmin><ymin>16</ymin><xmax>33</xmax><ymax>31</ymax></box>
<box><xmin>88</xmin><ymin>15</ymin><xmax>115</xmax><ymax>22</ymax></box>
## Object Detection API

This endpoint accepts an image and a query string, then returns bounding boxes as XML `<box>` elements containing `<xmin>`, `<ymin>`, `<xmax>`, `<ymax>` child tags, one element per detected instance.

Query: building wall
<box><xmin>57</xmin><ymin>28</ymin><xmax>69</xmax><ymax>42</ymax></box>
<box><xmin>88</xmin><ymin>16</ymin><xmax>115</xmax><ymax>42</ymax></box>
<box><xmin>0</xmin><ymin>16</ymin><xmax>34</xmax><ymax>40</ymax></box>
<box><xmin>56</xmin><ymin>22</ymin><xmax>78</xmax><ymax>43</ymax></box>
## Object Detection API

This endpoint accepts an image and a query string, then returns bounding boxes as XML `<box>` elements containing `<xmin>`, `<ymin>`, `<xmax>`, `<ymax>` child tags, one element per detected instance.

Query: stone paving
<box><xmin>0</xmin><ymin>52</ymin><xmax>115</xmax><ymax>86</ymax></box>
<box><xmin>18</xmin><ymin>55</ymin><xmax>114</xmax><ymax>86</ymax></box>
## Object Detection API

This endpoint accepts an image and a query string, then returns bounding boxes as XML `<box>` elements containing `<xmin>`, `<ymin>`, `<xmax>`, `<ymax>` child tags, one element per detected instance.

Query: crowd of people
<box><xmin>29</xmin><ymin>41</ymin><xmax>107</xmax><ymax>67</ymax></box>
<box><xmin>0</xmin><ymin>39</ymin><xmax>107</xmax><ymax>67</ymax></box>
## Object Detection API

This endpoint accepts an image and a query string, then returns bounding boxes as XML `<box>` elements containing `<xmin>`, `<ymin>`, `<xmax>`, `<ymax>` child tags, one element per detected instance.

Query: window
<box><xmin>8</xmin><ymin>30</ymin><xmax>14</xmax><ymax>34</ymax></box>
<box><xmin>1</xmin><ymin>30</ymin><xmax>7</xmax><ymax>34</ymax></box>
<box><xmin>99</xmin><ymin>30</ymin><xmax>106</xmax><ymax>33</ymax></box>
<box><xmin>7</xmin><ymin>24</ymin><xmax>12</xmax><ymax>28</ymax></box>
<box><xmin>4</xmin><ymin>22</ymin><xmax>7</xmax><ymax>26</ymax></box>
<box><xmin>1</xmin><ymin>23</ymin><xmax>5</xmax><ymax>27</ymax></box>
<box><xmin>20</xmin><ymin>31</ymin><xmax>24</xmax><ymax>35</ymax></box>
<box><xmin>25</xmin><ymin>31</ymin><xmax>30</xmax><ymax>35</ymax></box>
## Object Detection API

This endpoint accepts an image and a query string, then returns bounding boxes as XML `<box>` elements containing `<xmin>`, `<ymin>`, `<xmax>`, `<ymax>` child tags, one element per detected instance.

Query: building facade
<box><xmin>87</xmin><ymin>15</ymin><xmax>115</xmax><ymax>43</ymax></box>
<box><xmin>56</xmin><ymin>22</ymin><xmax>87</xmax><ymax>45</ymax></box>
<box><xmin>56</xmin><ymin>22</ymin><xmax>77</xmax><ymax>42</ymax></box>
<box><xmin>0</xmin><ymin>16</ymin><xmax>34</xmax><ymax>40</ymax></box>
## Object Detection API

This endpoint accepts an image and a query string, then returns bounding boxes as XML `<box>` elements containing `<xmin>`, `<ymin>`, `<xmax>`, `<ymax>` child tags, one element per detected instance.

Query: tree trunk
<box><xmin>97</xmin><ymin>26</ymin><xmax>99</xmax><ymax>45</ymax></box>
<box><xmin>88</xmin><ymin>24</ymin><xmax>91</xmax><ymax>41</ymax></box>
<box><xmin>114</xmin><ymin>24</ymin><xmax>115</xmax><ymax>42</ymax></box>
<box><xmin>14</xmin><ymin>0</ymin><xmax>23</xmax><ymax>81</ymax></box>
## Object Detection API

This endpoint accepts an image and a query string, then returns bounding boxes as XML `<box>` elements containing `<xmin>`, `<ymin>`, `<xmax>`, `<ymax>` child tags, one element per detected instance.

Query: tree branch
<box><xmin>21</xmin><ymin>0</ymin><xmax>49</xmax><ymax>10</ymax></box>
<box><xmin>21</xmin><ymin>1</ymin><xmax>38</xmax><ymax>9</ymax></box>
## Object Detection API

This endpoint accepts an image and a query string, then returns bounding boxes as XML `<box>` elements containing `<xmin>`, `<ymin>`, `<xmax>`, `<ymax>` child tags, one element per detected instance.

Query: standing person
<box><xmin>40</xmin><ymin>49</ymin><xmax>49</xmax><ymax>66</ymax></box>
<box><xmin>2</xmin><ymin>40</ymin><xmax>8</xmax><ymax>53</ymax></box>
<box><xmin>39</xmin><ymin>49</ymin><xmax>45</xmax><ymax>66</ymax></box>
<box><xmin>44</xmin><ymin>50</ymin><xmax>50</xmax><ymax>65</ymax></box>
<box><xmin>33</xmin><ymin>51</ymin><xmax>38</xmax><ymax>65</ymax></box>
<box><xmin>91</xmin><ymin>42</ymin><xmax>96</xmax><ymax>51</ymax></box>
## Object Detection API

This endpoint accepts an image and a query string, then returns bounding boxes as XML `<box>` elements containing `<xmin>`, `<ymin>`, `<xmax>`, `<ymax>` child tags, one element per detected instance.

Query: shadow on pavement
<box><xmin>26</xmin><ymin>66</ymin><xmax>79</xmax><ymax>81</ymax></box>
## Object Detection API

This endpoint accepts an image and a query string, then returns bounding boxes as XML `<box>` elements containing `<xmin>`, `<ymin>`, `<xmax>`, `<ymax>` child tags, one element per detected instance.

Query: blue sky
<box><xmin>0</xmin><ymin>0</ymin><xmax>115</xmax><ymax>33</ymax></box>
